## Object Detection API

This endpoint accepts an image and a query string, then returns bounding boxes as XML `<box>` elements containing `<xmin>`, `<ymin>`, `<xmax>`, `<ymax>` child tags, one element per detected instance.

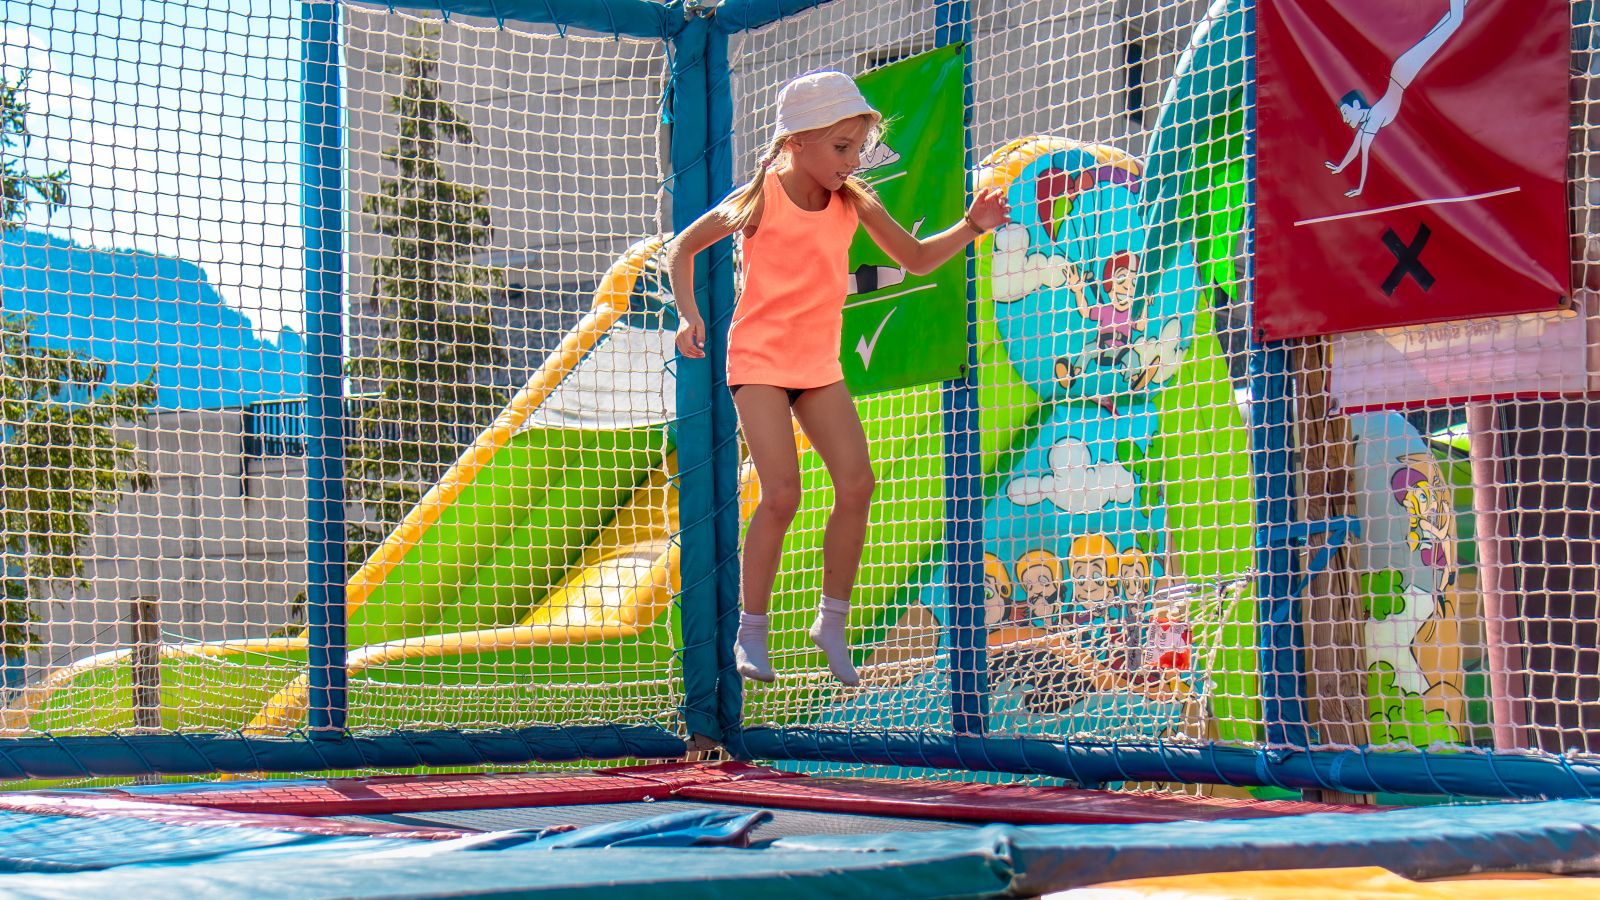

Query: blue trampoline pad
<box><xmin>339</xmin><ymin>799</ymin><xmax>974</xmax><ymax>839</ymax></box>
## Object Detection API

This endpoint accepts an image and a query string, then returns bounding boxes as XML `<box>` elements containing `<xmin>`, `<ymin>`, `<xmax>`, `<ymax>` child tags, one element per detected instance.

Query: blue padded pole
<box><xmin>1243</xmin><ymin>0</ymin><xmax>1309</xmax><ymax>751</ymax></box>
<box><xmin>704</xmin><ymin>28</ymin><xmax>743</xmax><ymax>738</ymax></box>
<box><xmin>670</xmin><ymin>15</ymin><xmax>723</xmax><ymax>744</ymax></box>
<box><xmin>711</xmin><ymin>0</ymin><xmax>832</xmax><ymax>34</ymax></box>
<box><xmin>938</xmin><ymin>0</ymin><xmax>986</xmax><ymax>737</ymax></box>
<box><xmin>737</xmin><ymin>726</ymin><xmax>1600</xmax><ymax>800</ymax></box>
<box><xmin>0</xmin><ymin>725</ymin><xmax>687</xmax><ymax>779</ymax></box>
<box><xmin>301</xmin><ymin>0</ymin><xmax>347</xmax><ymax>738</ymax></box>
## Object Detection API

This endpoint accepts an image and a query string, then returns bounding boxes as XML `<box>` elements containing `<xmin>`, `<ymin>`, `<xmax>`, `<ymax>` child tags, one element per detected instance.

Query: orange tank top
<box><xmin>726</xmin><ymin>170</ymin><xmax>859</xmax><ymax>390</ymax></box>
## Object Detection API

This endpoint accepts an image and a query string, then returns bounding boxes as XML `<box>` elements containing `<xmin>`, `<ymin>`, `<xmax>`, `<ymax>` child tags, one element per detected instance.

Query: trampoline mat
<box><xmin>339</xmin><ymin>800</ymin><xmax>973</xmax><ymax>839</ymax></box>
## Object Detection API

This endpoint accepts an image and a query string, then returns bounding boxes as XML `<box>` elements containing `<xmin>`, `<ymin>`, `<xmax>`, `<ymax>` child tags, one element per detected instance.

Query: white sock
<box><xmin>735</xmin><ymin>612</ymin><xmax>775</xmax><ymax>683</ymax></box>
<box><xmin>808</xmin><ymin>595</ymin><xmax>859</xmax><ymax>686</ymax></box>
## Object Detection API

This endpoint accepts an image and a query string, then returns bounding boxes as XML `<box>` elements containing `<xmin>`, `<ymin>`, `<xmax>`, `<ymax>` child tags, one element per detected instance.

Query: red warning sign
<box><xmin>1255</xmin><ymin>0</ymin><xmax>1570</xmax><ymax>341</ymax></box>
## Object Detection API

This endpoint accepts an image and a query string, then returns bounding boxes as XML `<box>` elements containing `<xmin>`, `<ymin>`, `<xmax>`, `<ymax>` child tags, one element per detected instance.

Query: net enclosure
<box><xmin>0</xmin><ymin>0</ymin><xmax>1599</xmax><ymax>798</ymax></box>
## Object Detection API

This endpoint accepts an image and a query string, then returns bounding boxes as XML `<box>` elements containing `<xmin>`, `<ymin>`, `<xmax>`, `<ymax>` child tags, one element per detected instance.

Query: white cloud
<box><xmin>988</xmin><ymin>223</ymin><xmax>1067</xmax><ymax>302</ymax></box>
<box><xmin>1124</xmin><ymin>317</ymin><xmax>1187</xmax><ymax>390</ymax></box>
<box><xmin>1006</xmin><ymin>436</ymin><xmax>1136</xmax><ymax>513</ymax></box>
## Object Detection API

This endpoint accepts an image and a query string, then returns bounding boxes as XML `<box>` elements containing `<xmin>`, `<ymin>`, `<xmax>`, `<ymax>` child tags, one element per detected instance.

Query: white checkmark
<box><xmin>856</xmin><ymin>306</ymin><xmax>896</xmax><ymax>369</ymax></box>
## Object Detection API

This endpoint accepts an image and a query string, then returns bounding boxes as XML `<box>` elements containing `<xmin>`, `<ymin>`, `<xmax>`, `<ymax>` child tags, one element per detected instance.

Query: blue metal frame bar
<box><xmin>1265</xmin><ymin>517</ymin><xmax>1362</xmax><ymax>599</ymax></box>
<box><xmin>301</xmin><ymin>0</ymin><xmax>348</xmax><ymax>738</ymax></box>
<box><xmin>734</xmin><ymin>726</ymin><xmax>1600</xmax><ymax>800</ymax></box>
<box><xmin>937</xmin><ymin>1</ymin><xmax>986</xmax><ymax>739</ymax></box>
<box><xmin>1242</xmin><ymin>0</ymin><xmax>1309</xmax><ymax>752</ymax></box>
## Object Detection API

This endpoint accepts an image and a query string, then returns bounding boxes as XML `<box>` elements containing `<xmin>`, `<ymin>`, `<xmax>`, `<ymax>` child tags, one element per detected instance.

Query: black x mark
<box><xmin>1380</xmin><ymin>223</ymin><xmax>1434</xmax><ymax>296</ymax></box>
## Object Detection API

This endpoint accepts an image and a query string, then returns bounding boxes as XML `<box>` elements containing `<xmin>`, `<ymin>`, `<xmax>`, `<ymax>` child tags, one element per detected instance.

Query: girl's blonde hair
<box><xmin>723</xmin><ymin>114</ymin><xmax>885</xmax><ymax>229</ymax></box>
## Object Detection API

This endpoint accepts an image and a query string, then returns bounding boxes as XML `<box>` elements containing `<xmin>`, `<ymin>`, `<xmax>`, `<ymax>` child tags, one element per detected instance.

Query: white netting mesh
<box><xmin>1</xmin><ymin>0</ymin><xmax>1597</xmax><ymax>790</ymax></box>
<box><xmin>0</xmin><ymin>0</ymin><xmax>681</xmax><ymax>743</ymax></box>
<box><xmin>337</xmin><ymin>8</ymin><xmax>676</xmax><ymax>736</ymax></box>
<box><xmin>727</xmin><ymin>0</ymin><xmax>1600</xmax><ymax>779</ymax></box>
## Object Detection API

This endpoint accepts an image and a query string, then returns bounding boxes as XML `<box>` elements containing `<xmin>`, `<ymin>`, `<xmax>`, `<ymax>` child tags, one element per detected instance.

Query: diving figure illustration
<box><xmin>1326</xmin><ymin>0</ymin><xmax>1469</xmax><ymax>198</ymax></box>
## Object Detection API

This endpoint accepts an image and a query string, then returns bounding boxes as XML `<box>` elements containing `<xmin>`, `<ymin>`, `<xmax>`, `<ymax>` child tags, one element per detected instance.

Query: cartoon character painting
<box><xmin>1350</xmin><ymin>412</ymin><xmax>1469</xmax><ymax>745</ymax></box>
<box><xmin>1014</xmin><ymin>549</ymin><xmax>1065</xmax><ymax>625</ymax></box>
<box><xmin>1325</xmin><ymin>0</ymin><xmax>1470</xmax><ymax>196</ymax></box>
<box><xmin>1392</xmin><ymin>455</ymin><xmax>1454</xmax><ymax>589</ymax></box>
<box><xmin>1068</xmin><ymin>535</ymin><xmax>1121</xmax><ymax>617</ymax></box>
<box><xmin>966</xmin><ymin>139</ymin><xmax>1203</xmax><ymax>733</ymax></box>
<box><xmin>1064</xmin><ymin>251</ymin><xmax>1147</xmax><ymax>353</ymax></box>
<box><xmin>983</xmin><ymin>551</ymin><xmax>1018</xmax><ymax>627</ymax></box>
<box><xmin>1115</xmin><ymin>548</ymin><xmax>1153</xmax><ymax>672</ymax></box>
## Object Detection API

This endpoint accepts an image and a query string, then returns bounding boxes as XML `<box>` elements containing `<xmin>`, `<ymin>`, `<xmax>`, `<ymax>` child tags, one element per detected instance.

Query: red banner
<box><xmin>1256</xmin><ymin>0</ymin><xmax>1570</xmax><ymax>341</ymax></box>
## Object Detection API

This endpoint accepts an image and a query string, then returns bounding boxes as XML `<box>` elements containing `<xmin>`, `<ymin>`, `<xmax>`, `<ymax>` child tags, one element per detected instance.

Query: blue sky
<box><xmin>2</xmin><ymin>0</ymin><xmax>305</xmax><ymax>337</ymax></box>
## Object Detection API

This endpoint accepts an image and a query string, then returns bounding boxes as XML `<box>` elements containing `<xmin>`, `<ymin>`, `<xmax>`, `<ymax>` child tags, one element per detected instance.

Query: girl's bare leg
<box><xmin>793</xmin><ymin>382</ymin><xmax>876</xmax><ymax>684</ymax></box>
<box><xmin>732</xmin><ymin>385</ymin><xmax>804</xmax><ymax>681</ymax></box>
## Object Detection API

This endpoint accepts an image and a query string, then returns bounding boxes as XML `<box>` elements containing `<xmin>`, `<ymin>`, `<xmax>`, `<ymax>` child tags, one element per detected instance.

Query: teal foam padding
<box><xmin>775</xmin><ymin>799</ymin><xmax>1600</xmax><ymax>893</ymax></box>
<box><xmin>403</xmin><ymin>0</ymin><xmax>672</xmax><ymax>40</ymax></box>
<box><xmin>0</xmin><ymin>811</ymin><xmax>405</xmax><ymax>874</ymax></box>
<box><xmin>0</xmin><ymin>844</ymin><xmax>1014</xmax><ymax>899</ymax></box>
<box><xmin>711</xmin><ymin>0</ymin><xmax>836</xmax><ymax>34</ymax></box>
<box><xmin>0</xmin><ymin>725</ymin><xmax>685</xmax><ymax>779</ymax></box>
<box><xmin>732</xmin><ymin>726</ymin><xmax>1600</xmax><ymax>800</ymax></box>
<box><xmin>0</xmin><ymin>800</ymin><xmax>1596</xmax><ymax>897</ymax></box>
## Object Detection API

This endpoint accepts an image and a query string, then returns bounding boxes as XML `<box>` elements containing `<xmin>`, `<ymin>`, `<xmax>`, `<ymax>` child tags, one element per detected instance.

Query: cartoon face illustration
<box><xmin>1102</xmin><ymin>251</ymin><xmax>1140</xmax><ymax>313</ymax></box>
<box><xmin>1068</xmin><ymin>534</ymin><xmax>1120</xmax><ymax>614</ymax></box>
<box><xmin>1338</xmin><ymin>90</ymin><xmax>1369</xmax><ymax>127</ymax></box>
<box><xmin>984</xmin><ymin>552</ymin><xmax>1016</xmax><ymax>627</ymax></box>
<box><xmin>1390</xmin><ymin>453</ymin><xmax>1453</xmax><ymax>572</ymax></box>
<box><xmin>1014</xmin><ymin>549</ymin><xmax>1063</xmax><ymax>624</ymax></box>
<box><xmin>1119</xmin><ymin>549</ymin><xmax>1150</xmax><ymax>608</ymax></box>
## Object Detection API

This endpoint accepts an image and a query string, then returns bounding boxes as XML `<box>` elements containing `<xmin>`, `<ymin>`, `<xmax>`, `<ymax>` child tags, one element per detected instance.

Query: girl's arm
<box><xmin>857</xmin><ymin>186</ymin><xmax>1010</xmax><ymax>277</ymax></box>
<box><xmin>665</xmin><ymin>200</ymin><xmax>748</xmax><ymax>359</ymax></box>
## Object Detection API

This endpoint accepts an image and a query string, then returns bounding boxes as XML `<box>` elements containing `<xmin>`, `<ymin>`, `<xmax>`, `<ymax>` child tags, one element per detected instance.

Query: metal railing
<box><xmin>243</xmin><ymin>398</ymin><xmax>308</xmax><ymax>457</ymax></box>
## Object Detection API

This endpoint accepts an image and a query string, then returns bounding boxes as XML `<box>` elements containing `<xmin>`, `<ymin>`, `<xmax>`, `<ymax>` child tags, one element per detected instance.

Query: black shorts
<box><xmin>729</xmin><ymin>384</ymin><xmax>814</xmax><ymax>406</ymax></box>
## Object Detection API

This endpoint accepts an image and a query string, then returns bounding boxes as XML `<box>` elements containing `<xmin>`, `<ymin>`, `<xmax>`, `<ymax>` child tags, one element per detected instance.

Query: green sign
<box><xmin>841</xmin><ymin>43</ymin><xmax>968</xmax><ymax>395</ymax></box>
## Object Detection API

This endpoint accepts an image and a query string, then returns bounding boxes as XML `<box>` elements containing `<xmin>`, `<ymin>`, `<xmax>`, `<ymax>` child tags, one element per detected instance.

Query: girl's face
<box><xmin>785</xmin><ymin>116</ymin><xmax>871</xmax><ymax>191</ymax></box>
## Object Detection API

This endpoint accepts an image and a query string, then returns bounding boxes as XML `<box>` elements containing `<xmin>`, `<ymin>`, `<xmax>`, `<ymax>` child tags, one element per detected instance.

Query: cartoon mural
<box><xmin>967</xmin><ymin>139</ymin><xmax>1205</xmax><ymax>735</ymax></box>
<box><xmin>815</xmin><ymin>1</ymin><xmax>1477</xmax><ymax>755</ymax></box>
<box><xmin>1350</xmin><ymin>412</ymin><xmax>1469</xmax><ymax>745</ymax></box>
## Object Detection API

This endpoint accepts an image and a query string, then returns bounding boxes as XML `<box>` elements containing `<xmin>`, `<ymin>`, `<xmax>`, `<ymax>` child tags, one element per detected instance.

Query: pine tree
<box><xmin>344</xmin><ymin>28</ymin><xmax>507</xmax><ymax>566</ymax></box>
<box><xmin>0</xmin><ymin>70</ymin><xmax>151</xmax><ymax>650</ymax></box>
<box><xmin>0</xmin><ymin>71</ymin><xmax>66</xmax><ymax>230</ymax></box>
<box><xmin>0</xmin><ymin>319</ymin><xmax>156</xmax><ymax>646</ymax></box>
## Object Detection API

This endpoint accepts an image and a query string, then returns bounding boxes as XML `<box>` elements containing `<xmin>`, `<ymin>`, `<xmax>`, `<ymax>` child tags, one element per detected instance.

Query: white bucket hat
<box><xmin>772</xmin><ymin>71</ymin><xmax>881</xmax><ymax>143</ymax></box>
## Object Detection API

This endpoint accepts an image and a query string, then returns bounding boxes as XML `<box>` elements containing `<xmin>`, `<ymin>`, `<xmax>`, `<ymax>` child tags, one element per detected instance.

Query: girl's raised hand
<box><xmin>675</xmin><ymin>313</ymin><xmax>707</xmax><ymax>359</ymax></box>
<box><xmin>966</xmin><ymin>186</ymin><xmax>1011</xmax><ymax>233</ymax></box>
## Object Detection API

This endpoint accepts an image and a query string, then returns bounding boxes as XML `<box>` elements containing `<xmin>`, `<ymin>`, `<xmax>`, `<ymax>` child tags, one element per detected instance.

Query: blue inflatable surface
<box><xmin>0</xmin><ymin>800</ymin><xmax>1595</xmax><ymax>897</ymax></box>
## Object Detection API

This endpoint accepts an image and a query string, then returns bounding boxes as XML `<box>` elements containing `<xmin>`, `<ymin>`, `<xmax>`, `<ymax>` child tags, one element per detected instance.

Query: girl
<box><xmin>667</xmin><ymin>70</ymin><xmax>1009</xmax><ymax>685</ymax></box>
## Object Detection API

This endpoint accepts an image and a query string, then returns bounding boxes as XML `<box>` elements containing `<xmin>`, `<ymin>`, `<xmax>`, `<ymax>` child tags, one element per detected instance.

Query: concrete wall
<box><xmin>30</xmin><ymin>410</ymin><xmax>311</xmax><ymax>675</ymax></box>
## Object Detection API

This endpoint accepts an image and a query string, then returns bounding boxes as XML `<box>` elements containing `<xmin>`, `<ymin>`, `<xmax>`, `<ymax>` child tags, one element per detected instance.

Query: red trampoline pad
<box><xmin>62</xmin><ymin>762</ymin><xmax>798</xmax><ymax>818</ymax></box>
<box><xmin>69</xmin><ymin>772</ymin><xmax>663</xmax><ymax>817</ymax></box>
<box><xmin>674</xmin><ymin>777</ymin><xmax>1390</xmax><ymax>826</ymax></box>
